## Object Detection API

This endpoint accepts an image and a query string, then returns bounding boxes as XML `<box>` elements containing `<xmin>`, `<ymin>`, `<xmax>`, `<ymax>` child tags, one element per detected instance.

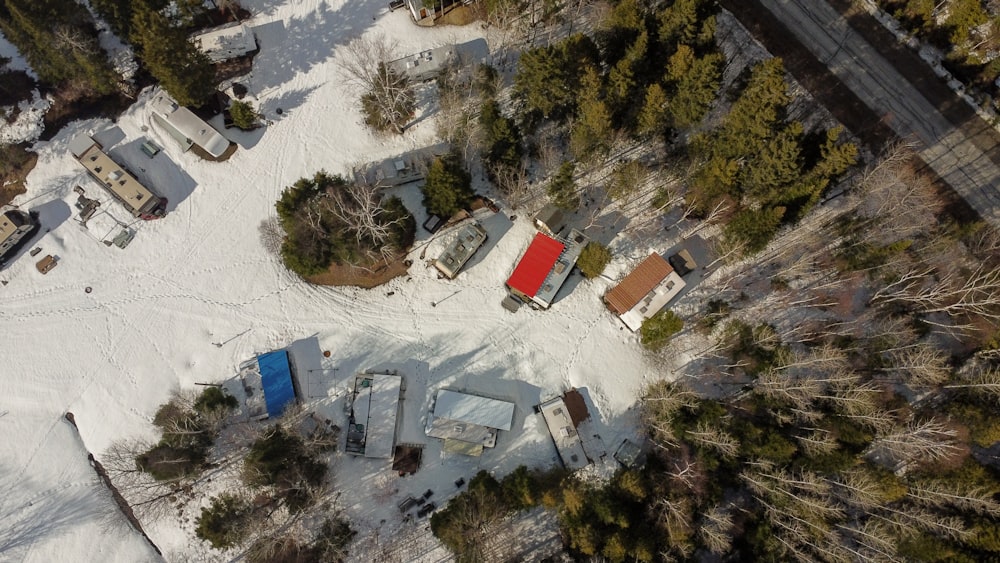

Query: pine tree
<box><xmin>478</xmin><ymin>100</ymin><xmax>522</xmax><ymax>169</ymax></box>
<box><xmin>513</xmin><ymin>34</ymin><xmax>599</xmax><ymax>120</ymax></box>
<box><xmin>90</xmin><ymin>0</ymin><xmax>136</xmax><ymax>38</ymax></box>
<box><xmin>666</xmin><ymin>46</ymin><xmax>722</xmax><ymax>129</ymax></box>
<box><xmin>570</xmin><ymin>66</ymin><xmax>613</xmax><ymax>160</ymax></box>
<box><xmin>130</xmin><ymin>3</ymin><xmax>216</xmax><ymax>107</ymax></box>
<box><xmin>547</xmin><ymin>161</ymin><xmax>579</xmax><ymax>211</ymax></box>
<box><xmin>421</xmin><ymin>152</ymin><xmax>474</xmax><ymax>218</ymax></box>
<box><xmin>637</xmin><ymin>82</ymin><xmax>669</xmax><ymax>138</ymax></box>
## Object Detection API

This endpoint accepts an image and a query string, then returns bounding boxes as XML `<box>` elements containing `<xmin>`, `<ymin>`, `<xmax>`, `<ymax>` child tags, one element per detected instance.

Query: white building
<box><xmin>538</xmin><ymin>396</ymin><xmax>589</xmax><ymax>470</ymax></box>
<box><xmin>149</xmin><ymin>91</ymin><xmax>230</xmax><ymax>158</ymax></box>
<box><xmin>191</xmin><ymin>22</ymin><xmax>257</xmax><ymax>63</ymax></box>
<box><xmin>604</xmin><ymin>253</ymin><xmax>686</xmax><ymax>332</ymax></box>
<box><xmin>426</xmin><ymin>389</ymin><xmax>515</xmax><ymax>456</ymax></box>
<box><xmin>346</xmin><ymin>373</ymin><xmax>403</xmax><ymax>459</ymax></box>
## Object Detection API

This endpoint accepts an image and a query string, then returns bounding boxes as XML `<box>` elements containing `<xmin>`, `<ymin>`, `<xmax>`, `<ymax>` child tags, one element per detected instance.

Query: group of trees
<box><xmin>342</xmin><ymin>34</ymin><xmax>415</xmax><ymax>134</ymax></box>
<box><xmin>881</xmin><ymin>0</ymin><xmax>1000</xmax><ymax>90</ymax></box>
<box><xmin>688</xmin><ymin>57</ymin><xmax>858</xmax><ymax>253</ymax></box>
<box><xmin>0</xmin><ymin>0</ymin><xmax>223</xmax><ymax>107</ymax></box>
<box><xmin>275</xmin><ymin>171</ymin><xmax>416</xmax><ymax>276</ymax></box>
<box><xmin>0</xmin><ymin>0</ymin><xmax>119</xmax><ymax>97</ymax></box>
<box><xmin>195</xmin><ymin>424</ymin><xmax>334</xmax><ymax>549</ymax></box>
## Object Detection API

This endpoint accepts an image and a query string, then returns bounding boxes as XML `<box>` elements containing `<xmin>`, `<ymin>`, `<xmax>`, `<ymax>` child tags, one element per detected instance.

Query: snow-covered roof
<box><xmin>431</xmin><ymin>389</ymin><xmax>515</xmax><ymax>431</ymax></box>
<box><xmin>538</xmin><ymin>396</ymin><xmax>589</xmax><ymax>470</ymax></box>
<box><xmin>191</xmin><ymin>22</ymin><xmax>257</xmax><ymax>63</ymax></box>
<box><xmin>149</xmin><ymin>91</ymin><xmax>229</xmax><ymax>157</ymax></box>
<box><xmin>349</xmin><ymin>373</ymin><xmax>402</xmax><ymax>459</ymax></box>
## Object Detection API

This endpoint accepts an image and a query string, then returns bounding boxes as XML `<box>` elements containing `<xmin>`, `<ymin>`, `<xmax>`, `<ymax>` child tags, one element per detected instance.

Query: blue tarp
<box><xmin>258</xmin><ymin>350</ymin><xmax>295</xmax><ymax>418</ymax></box>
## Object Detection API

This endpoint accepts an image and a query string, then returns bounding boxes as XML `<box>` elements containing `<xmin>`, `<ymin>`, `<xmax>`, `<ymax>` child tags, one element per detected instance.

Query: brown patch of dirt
<box><xmin>40</xmin><ymin>91</ymin><xmax>134</xmax><ymax>142</ymax></box>
<box><xmin>0</xmin><ymin>69</ymin><xmax>36</xmax><ymax>107</ymax></box>
<box><xmin>436</xmin><ymin>5</ymin><xmax>477</xmax><ymax>26</ymax></box>
<box><xmin>306</xmin><ymin>255</ymin><xmax>411</xmax><ymax>288</ymax></box>
<box><xmin>190</xmin><ymin>141</ymin><xmax>239</xmax><ymax>162</ymax></box>
<box><xmin>0</xmin><ymin>146</ymin><xmax>38</xmax><ymax>207</ymax></box>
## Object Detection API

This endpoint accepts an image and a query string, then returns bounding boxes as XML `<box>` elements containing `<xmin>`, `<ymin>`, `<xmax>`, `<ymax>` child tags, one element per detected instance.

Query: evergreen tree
<box><xmin>0</xmin><ymin>0</ymin><xmax>118</xmax><ymax>94</ymax></box>
<box><xmin>666</xmin><ymin>46</ymin><xmax>722</xmax><ymax>129</ymax></box>
<box><xmin>547</xmin><ymin>161</ymin><xmax>579</xmax><ymax>211</ymax></box>
<box><xmin>90</xmin><ymin>0</ymin><xmax>138</xmax><ymax>38</ymax></box>
<box><xmin>606</xmin><ymin>29</ymin><xmax>648</xmax><ymax>115</ymax></box>
<box><xmin>636</xmin><ymin>82</ymin><xmax>669</xmax><ymax>138</ymax></box>
<box><xmin>478</xmin><ymin>99</ymin><xmax>522</xmax><ymax>169</ymax></box>
<box><xmin>513</xmin><ymin>34</ymin><xmax>599</xmax><ymax>120</ymax></box>
<box><xmin>570</xmin><ymin>66</ymin><xmax>613</xmax><ymax>160</ymax></box>
<box><xmin>229</xmin><ymin>100</ymin><xmax>260</xmax><ymax>130</ymax></box>
<box><xmin>421</xmin><ymin>152</ymin><xmax>474</xmax><ymax>218</ymax></box>
<box><xmin>658</xmin><ymin>0</ymin><xmax>711</xmax><ymax>46</ymax></box>
<box><xmin>131</xmin><ymin>3</ymin><xmax>216</xmax><ymax>107</ymax></box>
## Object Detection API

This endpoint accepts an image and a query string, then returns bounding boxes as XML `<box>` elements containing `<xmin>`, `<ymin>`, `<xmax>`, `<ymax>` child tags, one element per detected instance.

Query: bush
<box><xmin>640</xmin><ymin>310</ymin><xmax>683</xmax><ymax>351</ymax></box>
<box><xmin>421</xmin><ymin>152</ymin><xmax>474</xmax><ymax>218</ymax></box>
<box><xmin>229</xmin><ymin>100</ymin><xmax>260</xmax><ymax>130</ymax></box>
<box><xmin>194</xmin><ymin>386</ymin><xmax>238</xmax><ymax>416</ymax></box>
<box><xmin>196</xmin><ymin>493</ymin><xmax>252</xmax><ymax>549</ymax></box>
<box><xmin>136</xmin><ymin>442</ymin><xmax>206</xmax><ymax>481</ymax></box>
<box><xmin>243</xmin><ymin>425</ymin><xmax>327</xmax><ymax>512</ymax></box>
<box><xmin>577</xmin><ymin>242</ymin><xmax>612</xmax><ymax>279</ymax></box>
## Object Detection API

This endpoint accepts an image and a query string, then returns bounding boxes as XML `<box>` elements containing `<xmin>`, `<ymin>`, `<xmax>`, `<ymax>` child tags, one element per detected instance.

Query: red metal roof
<box><xmin>506</xmin><ymin>233</ymin><xmax>565</xmax><ymax>298</ymax></box>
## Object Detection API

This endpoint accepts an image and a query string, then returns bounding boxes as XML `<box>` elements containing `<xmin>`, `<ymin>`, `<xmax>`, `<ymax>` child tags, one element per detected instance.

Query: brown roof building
<box><xmin>604</xmin><ymin>253</ymin><xmax>685</xmax><ymax>331</ymax></box>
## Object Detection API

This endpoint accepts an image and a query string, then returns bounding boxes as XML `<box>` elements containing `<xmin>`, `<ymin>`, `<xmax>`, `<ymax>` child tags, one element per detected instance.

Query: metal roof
<box><xmin>432</xmin><ymin>390</ymin><xmax>515</xmax><ymax>431</ymax></box>
<box><xmin>350</xmin><ymin>374</ymin><xmax>402</xmax><ymax>459</ymax></box>
<box><xmin>435</xmin><ymin>222</ymin><xmax>487</xmax><ymax>278</ymax></box>
<box><xmin>150</xmin><ymin>92</ymin><xmax>230</xmax><ymax>158</ymax></box>
<box><xmin>605</xmin><ymin>253</ymin><xmax>674</xmax><ymax>315</ymax></box>
<box><xmin>506</xmin><ymin>233</ymin><xmax>565</xmax><ymax>298</ymax></box>
<box><xmin>257</xmin><ymin>350</ymin><xmax>295</xmax><ymax>418</ymax></box>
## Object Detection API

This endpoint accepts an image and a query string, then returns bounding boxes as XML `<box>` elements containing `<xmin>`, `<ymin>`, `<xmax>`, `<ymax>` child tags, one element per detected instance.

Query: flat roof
<box><xmin>533</xmin><ymin>229</ymin><xmax>588</xmax><ymax>307</ymax></box>
<box><xmin>0</xmin><ymin>210</ymin><xmax>27</xmax><ymax>245</ymax></box>
<box><xmin>386</xmin><ymin>44</ymin><xmax>456</xmax><ymax>82</ymax></box>
<box><xmin>150</xmin><ymin>92</ymin><xmax>229</xmax><ymax>157</ymax></box>
<box><xmin>538</xmin><ymin>397</ymin><xmax>589</xmax><ymax>470</ymax></box>
<box><xmin>432</xmin><ymin>389</ymin><xmax>515</xmax><ymax>431</ymax></box>
<box><xmin>435</xmin><ymin>222</ymin><xmax>487</xmax><ymax>278</ymax></box>
<box><xmin>191</xmin><ymin>22</ymin><xmax>257</xmax><ymax>62</ymax></box>
<box><xmin>74</xmin><ymin>139</ymin><xmax>161</xmax><ymax>215</ymax></box>
<box><xmin>506</xmin><ymin>233</ymin><xmax>565</xmax><ymax>298</ymax></box>
<box><xmin>351</xmin><ymin>374</ymin><xmax>402</xmax><ymax>459</ymax></box>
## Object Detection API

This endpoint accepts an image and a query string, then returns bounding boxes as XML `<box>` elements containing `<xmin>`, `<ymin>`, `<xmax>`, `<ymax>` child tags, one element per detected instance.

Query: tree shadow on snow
<box><xmin>258</xmin><ymin>85</ymin><xmax>321</xmax><ymax>124</ymax></box>
<box><xmin>248</xmin><ymin>0</ymin><xmax>386</xmax><ymax>94</ymax></box>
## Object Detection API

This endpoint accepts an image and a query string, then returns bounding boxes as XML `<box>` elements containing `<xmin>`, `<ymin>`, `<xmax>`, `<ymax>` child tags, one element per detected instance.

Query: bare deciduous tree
<box><xmin>322</xmin><ymin>182</ymin><xmax>409</xmax><ymax>263</ymax></box>
<box><xmin>868</xmin><ymin>419</ymin><xmax>960</xmax><ymax>467</ymax></box>
<box><xmin>340</xmin><ymin>34</ymin><xmax>414</xmax><ymax>134</ymax></box>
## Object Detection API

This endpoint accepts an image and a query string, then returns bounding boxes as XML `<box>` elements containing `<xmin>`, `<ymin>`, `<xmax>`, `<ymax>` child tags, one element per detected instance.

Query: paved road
<box><xmin>759</xmin><ymin>0</ymin><xmax>1000</xmax><ymax>228</ymax></box>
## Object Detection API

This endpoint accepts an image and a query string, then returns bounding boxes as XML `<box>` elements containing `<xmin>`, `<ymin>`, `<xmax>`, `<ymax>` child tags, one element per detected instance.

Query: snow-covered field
<box><xmin>0</xmin><ymin>1</ymin><xmax>663</xmax><ymax>561</ymax></box>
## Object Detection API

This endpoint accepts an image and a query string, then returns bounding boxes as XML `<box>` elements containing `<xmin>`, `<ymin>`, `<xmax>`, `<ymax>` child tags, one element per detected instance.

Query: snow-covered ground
<box><xmin>0</xmin><ymin>1</ymin><xmax>663</xmax><ymax>561</ymax></box>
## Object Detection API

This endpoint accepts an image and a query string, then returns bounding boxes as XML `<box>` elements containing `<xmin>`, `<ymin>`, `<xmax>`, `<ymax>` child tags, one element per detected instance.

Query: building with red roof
<box><xmin>506</xmin><ymin>230</ymin><xmax>588</xmax><ymax>309</ymax></box>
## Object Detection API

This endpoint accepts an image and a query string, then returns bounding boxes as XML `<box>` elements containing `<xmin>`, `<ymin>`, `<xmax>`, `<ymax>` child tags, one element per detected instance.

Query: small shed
<box><xmin>532</xmin><ymin>204</ymin><xmax>566</xmax><ymax>237</ymax></box>
<box><xmin>257</xmin><ymin>350</ymin><xmax>297</xmax><ymax>418</ymax></box>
